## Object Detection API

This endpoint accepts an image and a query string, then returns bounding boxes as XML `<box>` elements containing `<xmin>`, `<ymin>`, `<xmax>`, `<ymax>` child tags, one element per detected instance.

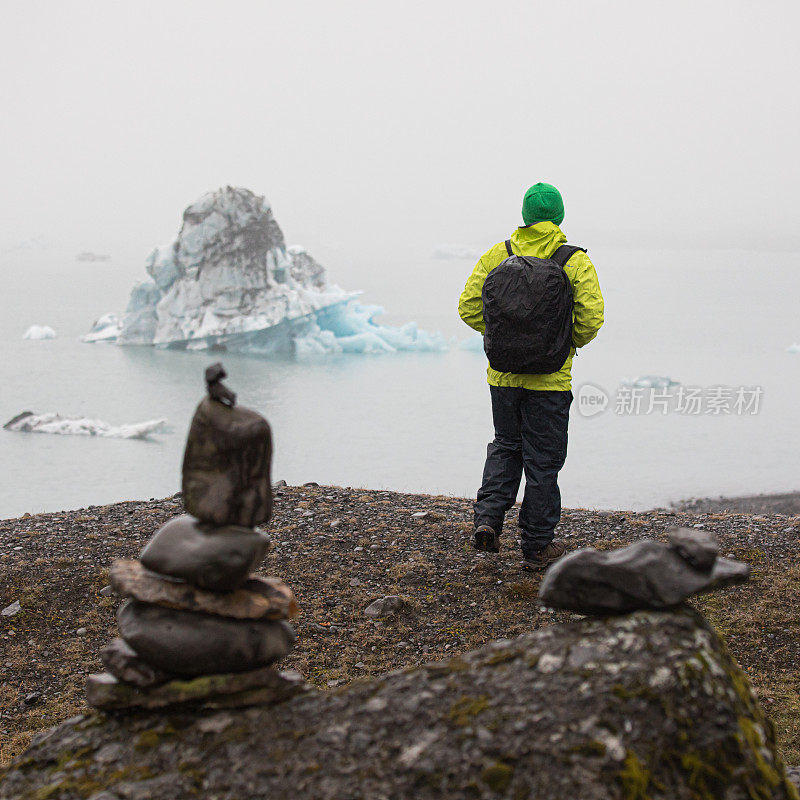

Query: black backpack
<box><xmin>482</xmin><ymin>239</ymin><xmax>586</xmax><ymax>374</ymax></box>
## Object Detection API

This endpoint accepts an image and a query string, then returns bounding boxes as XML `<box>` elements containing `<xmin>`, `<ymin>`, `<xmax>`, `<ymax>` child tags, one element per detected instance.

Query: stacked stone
<box><xmin>87</xmin><ymin>364</ymin><xmax>306</xmax><ymax>710</ymax></box>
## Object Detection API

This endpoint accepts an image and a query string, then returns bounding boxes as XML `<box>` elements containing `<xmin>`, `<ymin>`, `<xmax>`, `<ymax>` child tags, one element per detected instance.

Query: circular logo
<box><xmin>576</xmin><ymin>382</ymin><xmax>609</xmax><ymax>418</ymax></box>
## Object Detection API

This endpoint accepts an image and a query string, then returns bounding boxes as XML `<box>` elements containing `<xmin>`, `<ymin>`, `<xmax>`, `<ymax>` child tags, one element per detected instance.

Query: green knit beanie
<box><xmin>522</xmin><ymin>183</ymin><xmax>564</xmax><ymax>226</ymax></box>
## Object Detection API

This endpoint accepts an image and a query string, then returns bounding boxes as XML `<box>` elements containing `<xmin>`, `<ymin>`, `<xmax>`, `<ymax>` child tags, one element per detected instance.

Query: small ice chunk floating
<box><xmin>3</xmin><ymin>411</ymin><xmax>167</xmax><ymax>440</ymax></box>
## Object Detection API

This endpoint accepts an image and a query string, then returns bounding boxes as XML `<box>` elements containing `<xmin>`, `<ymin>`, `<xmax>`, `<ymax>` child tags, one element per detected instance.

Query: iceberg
<box><xmin>83</xmin><ymin>187</ymin><xmax>445</xmax><ymax>356</ymax></box>
<box><xmin>787</xmin><ymin>343</ymin><xmax>800</xmax><ymax>354</ymax></box>
<box><xmin>292</xmin><ymin>303</ymin><xmax>447</xmax><ymax>356</ymax></box>
<box><xmin>622</xmin><ymin>375</ymin><xmax>680</xmax><ymax>389</ymax></box>
<box><xmin>431</xmin><ymin>244</ymin><xmax>481</xmax><ymax>260</ymax></box>
<box><xmin>81</xmin><ymin>313</ymin><xmax>122</xmax><ymax>343</ymax></box>
<box><xmin>3</xmin><ymin>411</ymin><xmax>167</xmax><ymax>440</ymax></box>
<box><xmin>23</xmin><ymin>325</ymin><xmax>56</xmax><ymax>340</ymax></box>
<box><xmin>459</xmin><ymin>332</ymin><xmax>485</xmax><ymax>352</ymax></box>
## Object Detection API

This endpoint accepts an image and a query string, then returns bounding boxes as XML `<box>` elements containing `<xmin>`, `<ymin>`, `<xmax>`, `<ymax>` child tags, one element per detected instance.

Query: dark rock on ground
<box><xmin>86</xmin><ymin>666</ymin><xmax>309</xmax><ymax>711</ymax></box>
<box><xmin>111</xmin><ymin>559</ymin><xmax>297</xmax><ymax>620</ymax></box>
<box><xmin>99</xmin><ymin>638</ymin><xmax>171</xmax><ymax>688</ymax></box>
<box><xmin>540</xmin><ymin>530</ymin><xmax>750</xmax><ymax>614</ymax></box>
<box><xmin>139</xmin><ymin>514</ymin><xmax>270</xmax><ymax>591</ymax></box>
<box><xmin>2</xmin><ymin>608</ymin><xmax>796</xmax><ymax>800</ymax></box>
<box><xmin>1</xmin><ymin>599</ymin><xmax>21</xmax><ymax>617</ymax></box>
<box><xmin>182</xmin><ymin>396</ymin><xmax>272</xmax><ymax>528</ymax></box>
<box><xmin>364</xmin><ymin>595</ymin><xmax>404</xmax><ymax>618</ymax></box>
<box><xmin>117</xmin><ymin>600</ymin><xmax>295</xmax><ymax>677</ymax></box>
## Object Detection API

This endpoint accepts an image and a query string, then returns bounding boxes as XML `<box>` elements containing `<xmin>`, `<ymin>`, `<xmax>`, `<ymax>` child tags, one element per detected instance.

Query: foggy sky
<box><xmin>2</xmin><ymin>0</ymin><xmax>799</xmax><ymax>275</ymax></box>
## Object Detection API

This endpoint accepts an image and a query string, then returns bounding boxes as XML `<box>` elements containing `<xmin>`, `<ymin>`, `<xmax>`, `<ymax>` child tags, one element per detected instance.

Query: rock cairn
<box><xmin>539</xmin><ymin>527</ymin><xmax>750</xmax><ymax>615</ymax></box>
<box><xmin>87</xmin><ymin>364</ymin><xmax>305</xmax><ymax>710</ymax></box>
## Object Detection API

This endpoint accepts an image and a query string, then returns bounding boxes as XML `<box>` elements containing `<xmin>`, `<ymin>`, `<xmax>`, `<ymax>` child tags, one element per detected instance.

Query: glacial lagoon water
<box><xmin>2</xmin><ymin>246</ymin><xmax>799</xmax><ymax>518</ymax></box>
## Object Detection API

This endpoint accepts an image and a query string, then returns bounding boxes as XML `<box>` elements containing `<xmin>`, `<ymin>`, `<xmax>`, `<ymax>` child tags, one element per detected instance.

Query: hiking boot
<box><xmin>521</xmin><ymin>539</ymin><xmax>567</xmax><ymax>571</ymax></box>
<box><xmin>473</xmin><ymin>525</ymin><xmax>500</xmax><ymax>553</ymax></box>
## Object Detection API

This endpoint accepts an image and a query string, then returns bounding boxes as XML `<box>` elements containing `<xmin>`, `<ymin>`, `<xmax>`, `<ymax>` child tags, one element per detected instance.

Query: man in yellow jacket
<box><xmin>458</xmin><ymin>183</ymin><xmax>604</xmax><ymax>569</ymax></box>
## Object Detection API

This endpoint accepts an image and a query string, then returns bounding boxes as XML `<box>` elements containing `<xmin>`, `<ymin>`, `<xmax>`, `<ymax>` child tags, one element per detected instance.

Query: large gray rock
<box><xmin>182</xmin><ymin>396</ymin><xmax>273</xmax><ymax>528</ymax></box>
<box><xmin>111</xmin><ymin>559</ymin><xmax>297</xmax><ymax>620</ymax></box>
<box><xmin>117</xmin><ymin>600</ymin><xmax>295</xmax><ymax>677</ymax></box>
<box><xmin>540</xmin><ymin>529</ymin><xmax>750</xmax><ymax>615</ymax></box>
<box><xmin>139</xmin><ymin>515</ymin><xmax>270</xmax><ymax>591</ymax></box>
<box><xmin>364</xmin><ymin>595</ymin><xmax>404</xmax><ymax>618</ymax></box>
<box><xmin>3</xmin><ymin>608</ymin><xmax>796</xmax><ymax>800</ymax></box>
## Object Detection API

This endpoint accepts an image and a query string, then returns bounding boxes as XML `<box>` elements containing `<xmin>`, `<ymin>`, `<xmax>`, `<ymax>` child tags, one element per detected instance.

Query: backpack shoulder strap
<box><xmin>504</xmin><ymin>239</ymin><xmax>514</xmax><ymax>257</ymax></box>
<box><xmin>550</xmin><ymin>244</ymin><xmax>586</xmax><ymax>267</ymax></box>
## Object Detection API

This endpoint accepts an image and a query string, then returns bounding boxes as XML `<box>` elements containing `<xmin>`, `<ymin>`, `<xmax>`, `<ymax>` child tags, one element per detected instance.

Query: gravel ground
<box><xmin>1</xmin><ymin>484</ymin><xmax>799</xmax><ymax>766</ymax></box>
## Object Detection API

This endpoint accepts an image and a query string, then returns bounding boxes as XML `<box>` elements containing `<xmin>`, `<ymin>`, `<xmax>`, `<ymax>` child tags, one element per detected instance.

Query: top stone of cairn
<box><xmin>182</xmin><ymin>363</ymin><xmax>273</xmax><ymax>527</ymax></box>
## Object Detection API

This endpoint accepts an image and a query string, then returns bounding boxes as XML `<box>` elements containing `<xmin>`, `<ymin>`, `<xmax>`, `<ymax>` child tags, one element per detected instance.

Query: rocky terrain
<box><xmin>2</xmin><ymin>607</ymin><xmax>798</xmax><ymax>799</ymax></box>
<box><xmin>1</xmin><ymin>486</ymin><xmax>799</xmax><ymax>771</ymax></box>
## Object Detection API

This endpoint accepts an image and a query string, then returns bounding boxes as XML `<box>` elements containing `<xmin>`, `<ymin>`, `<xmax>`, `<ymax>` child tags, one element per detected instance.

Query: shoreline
<box><xmin>674</xmin><ymin>490</ymin><xmax>800</xmax><ymax>515</ymax></box>
<box><xmin>1</xmin><ymin>484</ymin><xmax>799</xmax><ymax>766</ymax></box>
<box><xmin>5</xmin><ymin>487</ymin><xmax>800</xmax><ymax>526</ymax></box>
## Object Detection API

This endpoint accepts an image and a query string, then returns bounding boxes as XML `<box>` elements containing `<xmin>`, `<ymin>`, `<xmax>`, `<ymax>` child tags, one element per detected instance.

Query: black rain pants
<box><xmin>473</xmin><ymin>386</ymin><xmax>572</xmax><ymax>557</ymax></box>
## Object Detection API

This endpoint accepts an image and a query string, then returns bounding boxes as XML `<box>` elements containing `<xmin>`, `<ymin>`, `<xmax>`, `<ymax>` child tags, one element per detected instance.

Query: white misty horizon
<box><xmin>2</xmin><ymin>0</ymin><xmax>799</xmax><ymax>287</ymax></box>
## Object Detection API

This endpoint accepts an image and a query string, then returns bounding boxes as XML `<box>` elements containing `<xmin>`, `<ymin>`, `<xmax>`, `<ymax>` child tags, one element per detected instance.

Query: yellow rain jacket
<box><xmin>458</xmin><ymin>222</ymin><xmax>604</xmax><ymax>390</ymax></box>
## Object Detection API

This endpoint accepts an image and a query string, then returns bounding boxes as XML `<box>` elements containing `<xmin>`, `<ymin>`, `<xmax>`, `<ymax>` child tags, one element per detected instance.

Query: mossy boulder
<box><xmin>1</xmin><ymin>608</ymin><xmax>797</xmax><ymax>799</ymax></box>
